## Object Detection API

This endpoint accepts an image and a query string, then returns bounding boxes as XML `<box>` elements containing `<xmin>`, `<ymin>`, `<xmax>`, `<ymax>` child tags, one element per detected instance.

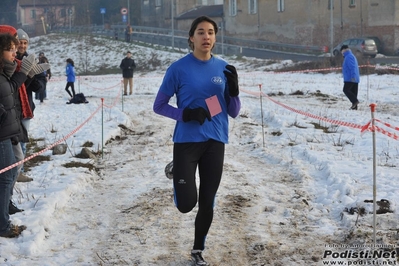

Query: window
<box><xmin>229</xmin><ymin>0</ymin><xmax>237</xmax><ymax>16</ymax></box>
<box><xmin>60</xmin><ymin>8</ymin><xmax>66</xmax><ymax>18</ymax></box>
<box><xmin>328</xmin><ymin>0</ymin><xmax>334</xmax><ymax>10</ymax></box>
<box><xmin>249</xmin><ymin>0</ymin><xmax>257</xmax><ymax>14</ymax></box>
<box><xmin>30</xmin><ymin>9</ymin><xmax>36</xmax><ymax>19</ymax></box>
<box><xmin>277</xmin><ymin>0</ymin><xmax>284</xmax><ymax>12</ymax></box>
<box><xmin>155</xmin><ymin>0</ymin><xmax>162</xmax><ymax>7</ymax></box>
<box><xmin>197</xmin><ymin>0</ymin><xmax>217</xmax><ymax>4</ymax></box>
<box><xmin>349</xmin><ymin>39</ymin><xmax>359</xmax><ymax>45</ymax></box>
<box><xmin>349</xmin><ymin>0</ymin><xmax>356</xmax><ymax>7</ymax></box>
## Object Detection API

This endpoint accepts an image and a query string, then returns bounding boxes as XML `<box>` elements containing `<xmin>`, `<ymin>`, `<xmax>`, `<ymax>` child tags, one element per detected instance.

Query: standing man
<box><xmin>15</xmin><ymin>29</ymin><xmax>43</xmax><ymax>183</ymax></box>
<box><xmin>340</xmin><ymin>45</ymin><xmax>360</xmax><ymax>110</ymax></box>
<box><xmin>125</xmin><ymin>24</ymin><xmax>131</xmax><ymax>42</ymax></box>
<box><xmin>119</xmin><ymin>51</ymin><xmax>136</xmax><ymax>95</ymax></box>
<box><xmin>37</xmin><ymin>52</ymin><xmax>51</xmax><ymax>101</ymax></box>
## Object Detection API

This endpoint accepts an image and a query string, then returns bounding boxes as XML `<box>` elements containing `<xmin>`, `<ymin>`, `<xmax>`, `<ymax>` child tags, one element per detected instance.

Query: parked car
<box><xmin>332</xmin><ymin>37</ymin><xmax>378</xmax><ymax>58</ymax></box>
<box><xmin>362</xmin><ymin>36</ymin><xmax>384</xmax><ymax>54</ymax></box>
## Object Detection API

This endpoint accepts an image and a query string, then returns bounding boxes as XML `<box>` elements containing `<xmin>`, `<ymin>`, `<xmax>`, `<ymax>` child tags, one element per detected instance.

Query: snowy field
<box><xmin>0</xmin><ymin>34</ymin><xmax>398</xmax><ymax>265</ymax></box>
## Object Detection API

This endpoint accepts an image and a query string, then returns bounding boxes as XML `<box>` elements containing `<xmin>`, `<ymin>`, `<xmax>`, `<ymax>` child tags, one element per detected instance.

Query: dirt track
<box><xmin>87</xmin><ymin>103</ymin><xmax>341</xmax><ymax>266</ymax></box>
<box><xmin>41</xmin><ymin>94</ymin><xmax>399</xmax><ymax>266</ymax></box>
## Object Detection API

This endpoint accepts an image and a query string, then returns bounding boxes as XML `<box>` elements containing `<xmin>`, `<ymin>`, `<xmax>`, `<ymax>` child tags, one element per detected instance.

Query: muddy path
<box><xmin>89</xmin><ymin>103</ymin><xmax>343</xmax><ymax>266</ymax></box>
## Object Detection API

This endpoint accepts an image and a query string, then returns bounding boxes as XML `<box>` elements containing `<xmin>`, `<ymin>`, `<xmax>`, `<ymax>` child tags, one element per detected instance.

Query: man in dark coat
<box><xmin>15</xmin><ymin>29</ymin><xmax>49</xmax><ymax>184</ymax></box>
<box><xmin>119</xmin><ymin>51</ymin><xmax>136</xmax><ymax>95</ymax></box>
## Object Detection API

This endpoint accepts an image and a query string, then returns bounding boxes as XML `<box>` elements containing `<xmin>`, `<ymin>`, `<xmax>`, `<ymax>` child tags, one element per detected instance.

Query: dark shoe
<box><xmin>164</xmin><ymin>161</ymin><xmax>173</xmax><ymax>180</ymax></box>
<box><xmin>9</xmin><ymin>200</ymin><xmax>24</xmax><ymax>215</ymax></box>
<box><xmin>123</xmin><ymin>93</ymin><xmax>127</xmax><ymax>96</ymax></box>
<box><xmin>350</xmin><ymin>101</ymin><xmax>359</xmax><ymax>110</ymax></box>
<box><xmin>17</xmin><ymin>173</ymin><xmax>33</xmax><ymax>182</ymax></box>
<box><xmin>191</xmin><ymin>251</ymin><xmax>209</xmax><ymax>266</ymax></box>
<box><xmin>0</xmin><ymin>224</ymin><xmax>26</xmax><ymax>238</ymax></box>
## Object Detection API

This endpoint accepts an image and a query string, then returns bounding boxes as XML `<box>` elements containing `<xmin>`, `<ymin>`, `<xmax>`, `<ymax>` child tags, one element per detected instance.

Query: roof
<box><xmin>176</xmin><ymin>5</ymin><xmax>223</xmax><ymax>20</ymax></box>
<box><xmin>18</xmin><ymin>0</ymin><xmax>77</xmax><ymax>7</ymax></box>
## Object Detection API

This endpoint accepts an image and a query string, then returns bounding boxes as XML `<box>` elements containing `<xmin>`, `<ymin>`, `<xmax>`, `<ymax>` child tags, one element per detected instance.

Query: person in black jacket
<box><xmin>0</xmin><ymin>33</ymin><xmax>35</xmax><ymax>238</ymax></box>
<box><xmin>35</xmin><ymin>56</ymin><xmax>50</xmax><ymax>103</ymax></box>
<box><xmin>119</xmin><ymin>51</ymin><xmax>136</xmax><ymax>95</ymax></box>
<box><xmin>15</xmin><ymin>29</ymin><xmax>47</xmax><ymax>184</ymax></box>
<box><xmin>36</xmin><ymin>52</ymin><xmax>51</xmax><ymax>101</ymax></box>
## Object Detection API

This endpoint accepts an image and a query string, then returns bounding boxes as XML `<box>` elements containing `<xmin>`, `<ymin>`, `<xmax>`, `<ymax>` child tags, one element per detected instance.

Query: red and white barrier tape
<box><xmin>0</xmin><ymin>104</ymin><xmax>102</xmax><ymax>175</ymax></box>
<box><xmin>0</xmin><ymin>82</ymin><xmax>124</xmax><ymax>174</ymax></box>
<box><xmin>240</xmin><ymin>87</ymin><xmax>399</xmax><ymax>141</ymax></box>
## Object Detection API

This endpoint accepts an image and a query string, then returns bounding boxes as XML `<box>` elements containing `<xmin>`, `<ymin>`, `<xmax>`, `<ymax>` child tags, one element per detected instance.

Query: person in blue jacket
<box><xmin>153</xmin><ymin>16</ymin><xmax>241</xmax><ymax>266</ymax></box>
<box><xmin>340</xmin><ymin>45</ymin><xmax>360</xmax><ymax>110</ymax></box>
<box><xmin>65</xmin><ymin>58</ymin><xmax>75</xmax><ymax>98</ymax></box>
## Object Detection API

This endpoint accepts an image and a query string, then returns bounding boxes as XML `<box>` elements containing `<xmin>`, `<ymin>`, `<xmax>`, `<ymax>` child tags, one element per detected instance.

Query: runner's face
<box><xmin>189</xmin><ymin>21</ymin><xmax>216</xmax><ymax>55</ymax></box>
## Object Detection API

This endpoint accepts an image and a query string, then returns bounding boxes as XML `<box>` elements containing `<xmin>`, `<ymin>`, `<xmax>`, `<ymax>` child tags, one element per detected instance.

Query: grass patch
<box><xmin>82</xmin><ymin>141</ymin><xmax>94</xmax><ymax>147</ymax></box>
<box><xmin>271</xmin><ymin>131</ymin><xmax>282</xmax><ymax>136</ymax></box>
<box><xmin>268</xmin><ymin>92</ymin><xmax>285</xmax><ymax>96</ymax></box>
<box><xmin>310</xmin><ymin>121</ymin><xmax>339</xmax><ymax>133</ymax></box>
<box><xmin>290</xmin><ymin>90</ymin><xmax>304</xmax><ymax>96</ymax></box>
<box><xmin>62</xmin><ymin>161</ymin><xmax>96</xmax><ymax>171</ymax></box>
<box><xmin>24</xmin><ymin>155</ymin><xmax>51</xmax><ymax>172</ymax></box>
<box><xmin>24</xmin><ymin>137</ymin><xmax>51</xmax><ymax>172</ymax></box>
<box><xmin>26</xmin><ymin>137</ymin><xmax>45</xmax><ymax>153</ymax></box>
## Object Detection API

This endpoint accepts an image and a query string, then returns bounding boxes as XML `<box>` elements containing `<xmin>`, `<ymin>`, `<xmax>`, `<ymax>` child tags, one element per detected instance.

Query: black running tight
<box><xmin>65</xmin><ymin>82</ymin><xmax>75</xmax><ymax>97</ymax></box>
<box><xmin>173</xmin><ymin>140</ymin><xmax>225</xmax><ymax>251</ymax></box>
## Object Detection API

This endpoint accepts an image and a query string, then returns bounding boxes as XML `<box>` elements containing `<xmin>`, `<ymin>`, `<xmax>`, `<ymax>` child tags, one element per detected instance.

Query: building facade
<box><xmin>17</xmin><ymin>0</ymin><xmax>77</xmax><ymax>35</ymax></box>
<box><xmin>222</xmin><ymin>0</ymin><xmax>399</xmax><ymax>54</ymax></box>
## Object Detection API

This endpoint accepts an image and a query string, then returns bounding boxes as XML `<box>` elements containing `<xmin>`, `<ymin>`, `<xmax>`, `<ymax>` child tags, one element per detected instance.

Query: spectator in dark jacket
<box><xmin>15</xmin><ymin>29</ymin><xmax>43</xmax><ymax>184</ymax></box>
<box><xmin>0</xmin><ymin>32</ymin><xmax>35</xmax><ymax>238</ymax></box>
<box><xmin>35</xmin><ymin>56</ymin><xmax>50</xmax><ymax>103</ymax></box>
<box><xmin>0</xmin><ymin>25</ymin><xmax>32</xmax><ymax>215</ymax></box>
<box><xmin>37</xmin><ymin>52</ymin><xmax>51</xmax><ymax>100</ymax></box>
<box><xmin>119</xmin><ymin>51</ymin><xmax>136</xmax><ymax>95</ymax></box>
<box><xmin>125</xmin><ymin>24</ymin><xmax>132</xmax><ymax>42</ymax></box>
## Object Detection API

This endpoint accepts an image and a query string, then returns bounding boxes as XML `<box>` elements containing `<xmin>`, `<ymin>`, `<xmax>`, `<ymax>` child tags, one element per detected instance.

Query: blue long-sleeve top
<box><xmin>66</xmin><ymin>63</ymin><xmax>75</xmax><ymax>83</ymax></box>
<box><xmin>153</xmin><ymin>53</ymin><xmax>241</xmax><ymax>144</ymax></box>
<box><xmin>342</xmin><ymin>50</ymin><xmax>360</xmax><ymax>83</ymax></box>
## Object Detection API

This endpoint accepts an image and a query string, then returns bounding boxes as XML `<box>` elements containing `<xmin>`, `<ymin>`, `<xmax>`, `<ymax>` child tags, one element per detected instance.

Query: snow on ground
<box><xmin>0</xmin><ymin>34</ymin><xmax>398</xmax><ymax>265</ymax></box>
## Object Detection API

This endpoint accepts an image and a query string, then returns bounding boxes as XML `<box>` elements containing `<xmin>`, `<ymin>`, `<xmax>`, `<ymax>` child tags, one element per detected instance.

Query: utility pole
<box><xmin>171</xmin><ymin>0</ymin><xmax>174</xmax><ymax>49</ymax></box>
<box><xmin>127</xmin><ymin>0</ymin><xmax>130</xmax><ymax>25</ymax></box>
<box><xmin>220</xmin><ymin>19</ymin><xmax>224</xmax><ymax>55</ymax></box>
<box><xmin>330</xmin><ymin>0</ymin><xmax>334</xmax><ymax>57</ymax></box>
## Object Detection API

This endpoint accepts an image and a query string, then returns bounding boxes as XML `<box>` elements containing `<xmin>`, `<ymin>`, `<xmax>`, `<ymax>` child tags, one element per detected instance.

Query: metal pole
<box><xmin>257</xmin><ymin>4</ymin><xmax>260</xmax><ymax>39</ymax></box>
<box><xmin>367</xmin><ymin>59</ymin><xmax>370</xmax><ymax>102</ymax></box>
<box><xmin>121</xmin><ymin>80</ymin><xmax>124</xmax><ymax>112</ymax></box>
<box><xmin>171</xmin><ymin>0</ymin><xmax>174</xmax><ymax>49</ymax></box>
<box><xmin>360</xmin><ymin>0</ymin><xmax>363</xmax><ymax>36</ymax></box>
<box><xmin>259</xmin><ymin>84</ymin><xmax>265</xmax><ymax>147</ymax></box>
<box><xmin>330</xmin><ymin>0</ymin><xmax>334</xmax><ymax>56</ymax></box>
<box><xmin>370</xmin><ymin>103</ymin><xmax>377</xmax><ymax>247</ymax></box>
<box><xmin>221</xmin><ymin>19</ymin><xmax>224</xmax><ymax>55</ymax></box>
<box><xmin>41</xmin><ymin>16</ymin><xmax>46</xmax><ymax>34</ymax></box>
<box><xmin>101</xmin><ymin>98</ymin><xmax>104</xmax><ymax>159</ymax></box>
<box><xmin>127</xmin><ymin>0</ymin><xmax>130</xmax><ymax>26</ymax></box>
